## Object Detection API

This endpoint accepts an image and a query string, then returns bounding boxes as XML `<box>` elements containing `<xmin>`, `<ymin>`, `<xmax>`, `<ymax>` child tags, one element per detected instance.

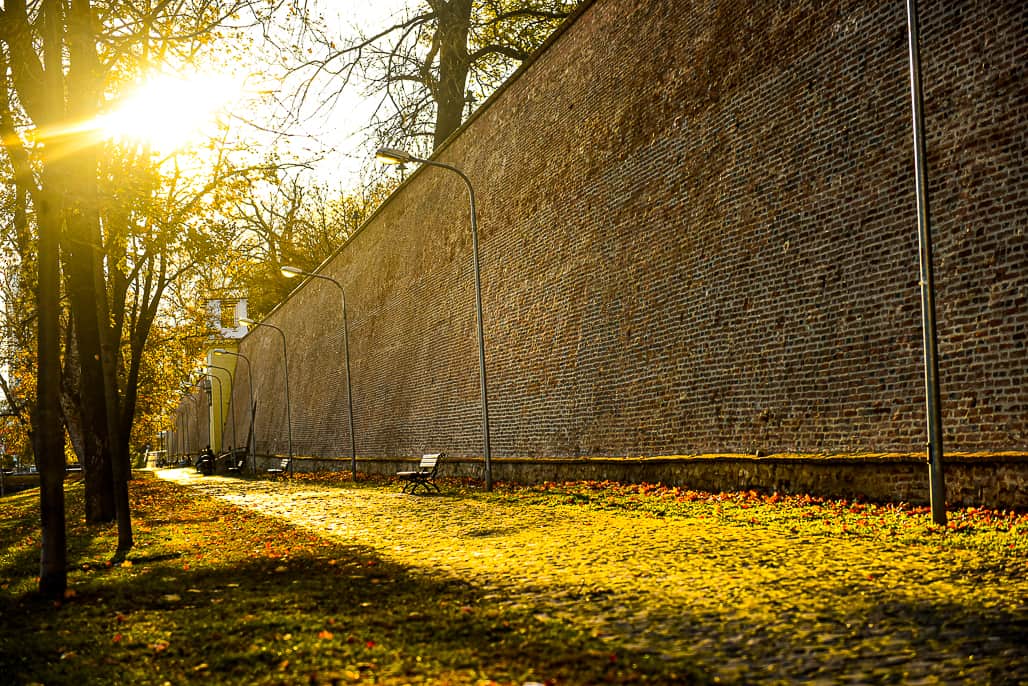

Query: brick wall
<box><xmin>196</xmin><ymin>0</ymin><xmax>1025</xmax><ymax>497</ymax></box>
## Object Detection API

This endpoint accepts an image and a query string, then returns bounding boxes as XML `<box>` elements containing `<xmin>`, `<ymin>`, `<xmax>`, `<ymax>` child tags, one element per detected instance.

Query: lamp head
<box><xmin>375</xmin><ymin>147</ymin><xmax>415</xmax><ymax>165</ymax></box>
<box><xmin>280</xmin><ymin>265</ymin><xmax>303</xmax><ymax>278</ymax></box>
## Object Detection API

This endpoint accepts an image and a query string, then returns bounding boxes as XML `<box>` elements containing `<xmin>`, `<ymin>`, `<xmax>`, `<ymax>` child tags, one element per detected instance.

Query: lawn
<box><xmin>1</xmin><ymin>471</ymin><xmax>1026</xmax><ymax>685</ymax></box>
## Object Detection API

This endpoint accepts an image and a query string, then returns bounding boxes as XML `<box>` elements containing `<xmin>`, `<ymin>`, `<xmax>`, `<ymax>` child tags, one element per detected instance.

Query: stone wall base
<box><xmin>254</xmin><ymin>452</ymin><xmax>1028</xmax><ymax>510</ymax></box>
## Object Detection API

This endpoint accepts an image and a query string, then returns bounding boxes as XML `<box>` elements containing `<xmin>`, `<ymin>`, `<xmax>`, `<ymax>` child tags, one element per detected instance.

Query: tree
<box><xmin>0</xmin><ymin>0</ymin><xmax>282</xmax><ymax>593</ymax></box>
<box><xmin>287</xmin><ymin>0</ymin><xmax>582</xmax><ymax>154</ymax></box>
<box><xmin>223</xmin><ymin>175</ymin><xmax>395</xmax><ymax>319</ymax></box>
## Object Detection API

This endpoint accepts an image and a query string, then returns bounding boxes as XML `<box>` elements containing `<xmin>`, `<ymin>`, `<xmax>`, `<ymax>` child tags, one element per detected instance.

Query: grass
<box><xmin>2</xmin><ymin>471</ymin><xmax>1027</xmax><ymax>685</ymax></box>
<box><xmin>493</xmin><ymin>479</ymin><xmax>1028</xmax><ymax>555</ymax></box>
<box><xmin>1</xmin><ymin>474</ymin><xmax>699</xmax><ymax>685</ymax></box>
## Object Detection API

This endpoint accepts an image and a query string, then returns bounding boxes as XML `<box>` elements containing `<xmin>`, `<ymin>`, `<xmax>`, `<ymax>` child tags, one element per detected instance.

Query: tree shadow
<box><xmin>0</xmin><ymin>490</ymin><xmax>708</xmax><ymax>685</ymax></box>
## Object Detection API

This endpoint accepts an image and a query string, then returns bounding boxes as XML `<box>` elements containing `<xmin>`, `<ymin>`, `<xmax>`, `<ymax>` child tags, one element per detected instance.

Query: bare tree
<box><xmin>285</xmin><ymin>0</ymin><xmax>581</xmax><ymax>155</ymax></box>
<box><xmin>219</xmin><ymin>174</ymin><xmax>394</xmax><ymax>319</ymax></box>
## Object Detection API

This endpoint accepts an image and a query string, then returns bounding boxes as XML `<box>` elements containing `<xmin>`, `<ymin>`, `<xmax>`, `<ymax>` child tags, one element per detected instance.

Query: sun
<box><xmin>99</xmin><ymin>72</ymin><xmax>240</xmax><ymax>151</ymax></box>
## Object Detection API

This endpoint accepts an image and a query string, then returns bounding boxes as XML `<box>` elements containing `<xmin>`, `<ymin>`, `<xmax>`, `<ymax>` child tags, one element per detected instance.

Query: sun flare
<box><xmin>99</xmin><ymin>72</ymin><xmax>240</xmax><ymax>151</ymax></box>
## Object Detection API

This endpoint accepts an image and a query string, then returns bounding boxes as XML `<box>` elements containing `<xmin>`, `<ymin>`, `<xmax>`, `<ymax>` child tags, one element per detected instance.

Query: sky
<box><xmin>112</xmin><ymin>1</ymin><xmax>417</xmax><ymax>189</ymax></box>
<box><xmin>286</xmin><ymin>1</ymin><xmax>415</xmax><ymax>188</ymax></box>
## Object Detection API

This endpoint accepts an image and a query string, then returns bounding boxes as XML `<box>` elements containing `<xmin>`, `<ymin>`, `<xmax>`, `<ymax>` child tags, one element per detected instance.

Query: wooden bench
<box><xmin>397</xmin><ymin>453</ymin><xmax>443</xmax><ymax>494</ymax></box>
<box><xmin>267</xmin><ymin>458</ymin><xmax>290</xmax><ymax>476</ymax></box>
<box><xmin>224</xmin><ymin>448</ymin><xmax>248</xmax><ymax>475</ymax></box>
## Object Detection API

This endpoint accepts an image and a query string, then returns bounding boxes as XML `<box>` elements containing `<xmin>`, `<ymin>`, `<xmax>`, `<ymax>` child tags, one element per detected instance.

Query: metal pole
<box><xmin>183</xmin><ymin>402</ymin><xmax>191</xmax><ymax>459</ymax></box>
<box><xmin>209</xmin><ymin>364</ymin><xmax>237</xmax><ymax>452</ymax></box>
<box><xmin>906</xmin><ymin>0</ymin><xmax>947</xmax><ymax>526</ymax></box>
<box><xmin>250</xmin><ymin>321</ymin><xmax>294</xmax><ymax>474</ymax></box>
<box><xmin>423</xmin><ymin>160</ymin><xmax>492</xmax><ymax>491</ymax></box>
<box><xmin>293</xmin><ymin>273</ymin><xmax>357</xmax><ymax>481</ymax></box>
<box><xmin>375</xmin><ymin>149</ymin><xmax>493</xmax><ymax>491</ymax></box>
<box><xmin>341</xmin><ymin>289</ymin><xmax>356</xmax><ymax>480</ymax></box>
<box><xmin>217</xmin><ymin>350</ymin><xmax>256</xmax><ymax>474</ymax></box>
<box><xmin>198</xmin><ymin>373</ymin><xmax>224</xmax><ymax>454</ymax></box>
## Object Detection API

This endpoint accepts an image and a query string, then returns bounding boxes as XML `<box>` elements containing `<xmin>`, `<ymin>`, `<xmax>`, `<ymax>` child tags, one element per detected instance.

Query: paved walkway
<box><xmin>156</xmin><ymin>469</ymin><xmax>1027</xmax><ymax>685</ymax></box>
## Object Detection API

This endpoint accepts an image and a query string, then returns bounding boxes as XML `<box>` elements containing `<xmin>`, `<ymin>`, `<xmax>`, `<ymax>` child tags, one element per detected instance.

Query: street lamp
<box><xmin>376</xmin><ymin>148</ymin><xmax>493</xmax><ymax>490</ymax></box>
<box><xmin>208</xmin><ymin>363</ymin><xmax>237</xmax><ymax>453</ymax></box>
<box><xmin>179</xmin><ymin>400</ymin><xmax>191</xmax><ymax>461</ymax></box>
<box><xmin>195</xmin><ymin>372</ymin><xmax>224</xmax><ymax>453</ymax></box>
<box><xmin>281</xmin><ymin>265</ymin><xmax>358</xmax><ymax>481</ymax></box>
<box><xmin>215</xmin><ymin>348</ymin><xmax>256</xmax><ymax>474</ymax></box>
<box><xmin>188</xmin><ymin>382</ymin><xmax>203</xmax><ymax>457</ymax></box>
<box><xmin>905</xmin><ymin>0</ymin><xmax>946</xmax><ymax>525</ymax></box>
<box><xmin>241</xmin><ymin>317</ymin><xmax>294</xmax><ymax>474</ymax></box>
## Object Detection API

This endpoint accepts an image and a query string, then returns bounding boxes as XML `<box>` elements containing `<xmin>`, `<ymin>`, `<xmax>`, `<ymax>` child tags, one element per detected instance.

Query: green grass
<box><xmin>2</xmin><ymin>471</ymin><xmax>1027</xmax><ymax>684</ymax></box>
<box><xmin>491</xmin><ymin>479</ymin><xmax>1028</xmax><ymax>554</ymax></box>
<box><xmin>1</xmin><ymin>474</ymin><xmax>701</xmax><ymax>685</ymax></box>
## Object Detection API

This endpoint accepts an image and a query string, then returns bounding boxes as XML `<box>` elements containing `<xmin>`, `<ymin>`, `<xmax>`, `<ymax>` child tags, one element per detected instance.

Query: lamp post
<box><xmin>281</xmin><ymin>265</ymin><xmax>358</xmax><ymax>481</ymax></box>
<box><xmin>208</xmin><ymin>363</ymin><xmax>237</xmax><ymax>453</ymax></box>
<box><xmin>215</xmin><ymin>349</ymin><xmax>256</xmax><ymax>474</ymax></box>
<box><xmin>905</xmin><ymin>0</ymin><xmax>946</xmax><ymax>526</ymax></box>
<box><xmin>180</xmin><ymin>401</ymin><xmax>190</xmax><ymax>461</ymax></box>
<box><xmin>189</xmin><ymin>384</ymin><xmax>202</xmax><ymax>456</ymax></box>
<box><xmin>376</xmin><ymin>148</ymin><xmax>493</xmax><ymax>490</ymax></box>
<box><xmin>195</xmin><ymin>372</ymin><xmax>224</xmax><ymax>454</ymax></box>
<box><xmin>241</xmin><ymin>317</ymin><xmax>294</xmax><ymax>475</ymax></box>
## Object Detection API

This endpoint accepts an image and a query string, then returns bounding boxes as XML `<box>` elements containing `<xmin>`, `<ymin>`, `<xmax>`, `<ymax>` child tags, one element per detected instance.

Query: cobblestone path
<box><xmin>157</xmin><ymin>469</ymin><xmax>1027</xmax><ymax>685</ymax></box>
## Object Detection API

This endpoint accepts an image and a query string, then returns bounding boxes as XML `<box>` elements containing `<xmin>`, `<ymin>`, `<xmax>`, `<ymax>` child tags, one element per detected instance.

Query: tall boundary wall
<box><xmin>186</xmin><ymin>0</ymin><xmax>1027</xmax><ymax>507</ymax></box>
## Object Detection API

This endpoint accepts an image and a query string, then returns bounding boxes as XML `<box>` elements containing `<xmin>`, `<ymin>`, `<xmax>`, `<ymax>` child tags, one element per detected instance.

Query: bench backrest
<box><xmin>419</xmin><ymin>453</ymin><xmax>441</xmax><ymax>473</ymax></box>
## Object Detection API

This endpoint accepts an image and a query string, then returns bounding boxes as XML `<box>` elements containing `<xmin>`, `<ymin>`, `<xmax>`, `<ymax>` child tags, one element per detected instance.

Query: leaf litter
<box><xmin>1</xmin><ymin>469</ymin><xmax>1025</xmax><ymax>684</ymax></box>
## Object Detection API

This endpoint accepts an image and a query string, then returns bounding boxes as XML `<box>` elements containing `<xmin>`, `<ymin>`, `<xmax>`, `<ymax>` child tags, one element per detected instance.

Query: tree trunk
<box><xmin>35</xmin><ymin>0</ymin><xmax>67</xmax><ymax>601</ymax></box>
<box><xmin>36</xmin><ymin>174</ymin><xmax>66</xmax><ymax>600</ymax></box>
<box><xmin>61</xmin><ymin>329</ymin><xmax>115</xmax><ymax>521</ymax></box>
<box><xmin>433</xmin><ymin>0</ymin><xmax>474</xmax><ymax>149</ymax></box>
<box><xmin>65</xmin><ymin>0</ymin><xmax>124</xmax><ymax>533</ymax></box>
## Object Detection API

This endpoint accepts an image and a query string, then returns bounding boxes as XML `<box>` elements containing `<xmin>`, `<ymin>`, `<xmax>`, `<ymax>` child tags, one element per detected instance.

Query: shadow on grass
<box><xmin>0</xmin><ymin>478</ymin><xmax>707</xmax><ymax>685</ymax></box>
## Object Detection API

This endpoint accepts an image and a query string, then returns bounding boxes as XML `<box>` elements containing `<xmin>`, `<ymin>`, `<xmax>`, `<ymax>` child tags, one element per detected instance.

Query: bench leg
<box><xmin>407</xmin><ymin>478</ymin><xmax>439</xmax><ymax>495</ymax></box>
